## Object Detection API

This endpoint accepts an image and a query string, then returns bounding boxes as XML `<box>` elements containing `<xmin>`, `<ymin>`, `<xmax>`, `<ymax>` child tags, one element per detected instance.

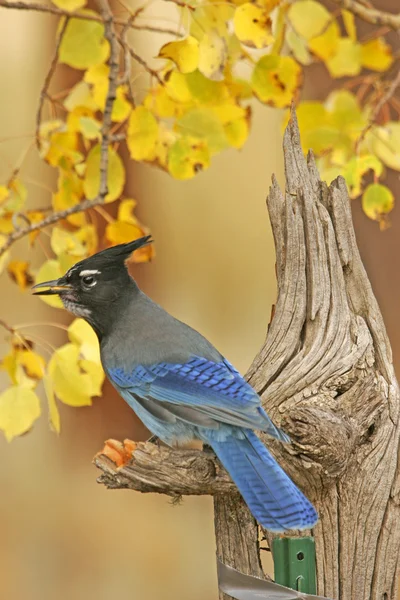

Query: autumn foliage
<box><xmin>0</xmin><ymin>0</ymin><xmax>399</xmax><ymax>440</ymax></box>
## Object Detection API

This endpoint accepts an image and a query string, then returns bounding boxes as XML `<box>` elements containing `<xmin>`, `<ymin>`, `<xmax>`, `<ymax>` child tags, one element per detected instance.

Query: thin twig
<box><xmin>332</xmin><ymin>0</ymin><xmax>400</xmax><ymax>30</ymax></box>
<box><xmin>356</xmin><ymin>68</ymin><xmax>400</xmax><ymax>151</ymax></box>
<box><xmin>36</xmin><ymin>17</ymin><xmax>69</xmax><ymax>151</ymax></box>
<box><xmin>126</xmin><ymin>45</ymin><xmax>164</xmax><ymax>86</ymax></box>
<box><xmin>0</xmin><ymin>0</ymin><xmax>183</xmax><ymax>35</ymax></box>
<box><xmin>96</xmin><ymin>0</ymin><xmax>120</xmax><ymax>200</ymax></box>
<box><xmin>119</xmin><ymin>14</ymin><xmax>136</xmax><ymax>106</ymax></box>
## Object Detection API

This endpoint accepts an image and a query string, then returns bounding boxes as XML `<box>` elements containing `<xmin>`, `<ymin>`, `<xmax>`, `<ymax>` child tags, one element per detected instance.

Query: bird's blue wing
<box><xmin>107</xmin><ymin>357</ymin><xmax>288</xmax><ymax>441</ymax></box>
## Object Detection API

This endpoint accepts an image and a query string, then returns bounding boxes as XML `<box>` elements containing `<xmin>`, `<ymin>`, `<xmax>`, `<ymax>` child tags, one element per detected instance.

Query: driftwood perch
<box><xmin>94</xmin><ymin>108</ymin><xmax>400</xmax><ymax>600</ymax></box>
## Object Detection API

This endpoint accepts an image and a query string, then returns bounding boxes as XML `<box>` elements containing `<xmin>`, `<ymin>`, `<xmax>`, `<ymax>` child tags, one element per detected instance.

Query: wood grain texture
<box><xmin>95</xmin><ymin>107</ymin><xmax>400</xmax><ymax>600</ymax></box>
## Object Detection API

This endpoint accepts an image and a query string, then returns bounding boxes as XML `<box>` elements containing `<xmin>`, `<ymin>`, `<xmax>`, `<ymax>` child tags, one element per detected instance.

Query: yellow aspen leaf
<box><xmin>295</xmin><ymin>101</ymin><xmax>338</xmax><ymax>153</ymax></box>
<box><xmin>106</xmin><ymin>221</ymin><xmax>145</xmax><ymax>247</ymax></box>
<box><xmin>0</xmin><ymin>179</ymin><xmax>27</xmax><ymax>216</ymax></box>
<box><xmin>58</xmin><ymin>252</ymin><xmax>80</xmax><ymax>273</ymax></box>
<box><xmin>0</xmin><ymin>386</ymin><xmax>41</xmax><ymax>441</ymax></box>
<box><xmin>177</xmin><ymin>107</ymin><xmax>228</xmax><ymax>155</ymax></box>
<box><xmin>0</xmin><ymin>186</ymin><xmax>8</xmax><ymax>205</ymax></box>
<box><xmin>164</xmin><ymin>70</ymin><xmax>193</xmax><ymax>104</ymax></box>
<box><xmin>198</xmin><ymin>33</ymin><xmax>227</xmax><ymax>81</ymax></box>
<box><xmin>252</xmin><ymin>55</ymin><xmax>301</xmax><ymax>107</ymax></box>
<box><xmin>35</xmin><ymin>260</ymin><xmax>64</xmax><ymax>309</ymax></box>
<box><xmin>325</xmin><ymin>38</ymin><xmax>361</xmax><ymax>77</ymax></box>
<box><xmin>59</xmin><ymin>14</ymin><xmax>109</xmax><ymax>70</ymax></box>
<box><xmin>44</xmin><ymin>375</ymin><xmax>60</xmax><ymax>434</ymax></box>
<box><xmin>75</xmin><ymin>224</ymin><xmax>98</xmax><ymax>255</ymax></box>
<box><xmin>361</xmin><ymin>39</ymin><xmax>393</xmax><ymax>72</ymax></box>
<box><xmin>45</xmin><ymin>131</ymin><xmax>83</xmax><ymax>167</ymax></box>
<box><xmin>51</xmin><ymin>0</ymin><xmax>86</xmax><ymax>11</ymax></box>
<box><xmin>68</xmin><ymin>318</ymin><xmax>101</xmax><ymax>363</ymax></box>
<box><xmin>342</xmin><ymin>10</ymin><xmax>356</xmax><ymax>41</ymax></box>
<box><xmin>48</xmin><ymin>343</ymin><xmax>94</xmax><ymax>407</ymax></box>
<box><xmin>308</xmin><ymin>21</ymin><xmax>340</xmax><ymax>60</ymax></box>
<box><xmin>0</xmin><ymin>235</ymin><xmax>10</xmax><ymax>275</ymax></box>
<box><xmin>144</xmin><ymin>85</ymin><xmax>181</xmax><ymax>118</ymax></box>
<box><xmin>78</xmin><ymin>116</ymin><xmax>101</xmax><ymax>140</ymax></box>
<box><xmin>112</xmin><ymin>86</ymin><xmax>132</xmax><ymax>122</ymax></box>
<box><xmin>168</xmin><ymin>137</ymin><xmax>210</xmax><ymax>180</ymax></box>
<box><xmin>224</xmin><ymin>113</ymin><xmax>250</xmax><ymax>149</ymax></box>
<box><xmin>18</xmin><ymin>350</ymin><xmax>46</xmax><ymax>381</ymax></box>
<box><xmin>83</xmin><ymin>145</ymin><xmax>125</xmax><ymax>203</ymax></box>
<box><xmin>327</xmin><ymin>90</ymin><xmax>366</xmax><ymax>134</ymax></box>
<box><xmin>84</xmin><ymin>63</ymin><xmax>109</xmax><ymax>108</ymax></box>
<box><xmin>369</xmin><ymin>123</ymin><xmax>400</xmax><ymax>171</ymax></box>
<box><xmin>51</xmin><ymin>227</ymin><xmax>87</xmax><ymax>257</ymax></box>
<box><xmin>190</xmin><ymin>5</ymin><xmax>234</xmax><ymax>40</ymax></box>
<box><xmin>155</xmin><ymin>126</ymin><xmax>178</xmax><ymax>168</ymax></box>
<box><xmin>158</xmin><ymin>37</ymin><xmax>199</xmax><ymax>74</ymax></box>
<box><xmin>64</xmin><ymin>81</ymin><xmax>98</xmax><ymax>111</ymax></box>
<box><xmin>288</xmin><ymin>0</ymin><xmax>331</xmax><ymax>40</ymax></box>
<box><xmin>127</xmin><ymin>107</ymin><xmax>159</xmax><ymax>161</ymax></box>
<box><xmin>79</xmin><ymin>359</ymin><xmax>104</xmax><ymax>397</ymax></box>
<box><xmin>117</xmin><ymin>199</ymin><xmax>137</xmax><ymax>224</ymax></box>
<box><xmin>343</xmin><ymin>155</ymin><xmax>382</xmax><ymax>198</ymax></box>
<box><xmin>53</xmin><ymin>170</ymin><xmax>85</xmax><ymax>227</ymax></box>
<box><xmin>7</xmin><ymin>260</ymin><xmax>34</xmax><ymax>291</ymax></box>
<box><xmin>0</xmin><ymin>215</ymin><xmax>13</xmax><ymax>234</ymax></box>
<box><xmin>286</xmin><ymin>29</ymin><xmax>312</xmax><ymax>65</ymax></box>
<box><xmin>362</xmin><ymin>183</ymin><xmax>394</xmax><ymax>226</ymax></box>
<box><xmin>233</xmin><ymin>4</ymin><xmax>274</xmax><ymax>49</ymax></box>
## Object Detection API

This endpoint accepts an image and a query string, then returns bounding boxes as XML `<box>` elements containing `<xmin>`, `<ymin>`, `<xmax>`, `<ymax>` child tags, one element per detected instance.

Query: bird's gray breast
<box><xmin>100</xmin><ymin>292</ymin><xmax>221</xmax><ymax>371</ymax></box>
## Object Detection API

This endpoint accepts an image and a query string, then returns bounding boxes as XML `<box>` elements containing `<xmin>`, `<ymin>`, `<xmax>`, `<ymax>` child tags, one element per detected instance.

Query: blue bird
<box><xmin>32</xmin><ymin>236</ymin><xmax>318</xmax><ymax>532</ymax></box>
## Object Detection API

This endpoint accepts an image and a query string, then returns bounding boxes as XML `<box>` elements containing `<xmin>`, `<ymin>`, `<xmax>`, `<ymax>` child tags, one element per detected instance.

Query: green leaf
<box><xmin>343</xmin><ymin>155</ymin><xmax>382</xmax><ymax>198</ymax></box>
<box><xmin>362</xmin><ymin>183</ymin><xmax>394</xmax><ymax>225</ymax></box>
<box><xmin>83</xmin><ymin>145</ymin><xmax>125</xmax><ymax>203</ymax></box>
<box><xmin>168</xmin><ymin>137</ymin><xmax>210</xmax><ymax>180</ymax></box>
<box><xmin>59</xmin><ymin>14</ymin><xmax>109</xmax><ymax>69</ymax></box>
<box><xmin>176</xmin><ymin>108</ymin><xmax>228</xmax><ymax>155</ymax></box>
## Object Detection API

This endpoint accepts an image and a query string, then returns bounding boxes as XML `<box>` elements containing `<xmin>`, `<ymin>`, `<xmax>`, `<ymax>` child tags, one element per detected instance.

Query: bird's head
<box><xmin>32</xmin><ymin>235</ymin><xmax>153</xmax><ymax>338</ymax></box>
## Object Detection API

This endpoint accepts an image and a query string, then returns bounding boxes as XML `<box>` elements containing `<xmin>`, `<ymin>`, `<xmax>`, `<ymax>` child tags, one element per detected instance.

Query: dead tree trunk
<box><xmin>95</xmin><ymin>108</ymin><xmax>400</xmax><ymax>600</ymax></box>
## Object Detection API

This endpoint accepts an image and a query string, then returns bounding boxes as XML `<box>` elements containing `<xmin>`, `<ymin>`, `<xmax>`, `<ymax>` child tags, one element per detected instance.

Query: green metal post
<box><xmin>272</xmin><ymin>537</ymin><xmax>317</xmax><ymax>594</ymax></box>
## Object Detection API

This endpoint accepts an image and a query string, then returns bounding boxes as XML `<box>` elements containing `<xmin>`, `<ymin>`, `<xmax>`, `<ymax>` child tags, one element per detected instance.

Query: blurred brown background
<box><xmin>0</xmin><ymin>5</ymin><xmax>399</xmax><ymax>600</ymax></box>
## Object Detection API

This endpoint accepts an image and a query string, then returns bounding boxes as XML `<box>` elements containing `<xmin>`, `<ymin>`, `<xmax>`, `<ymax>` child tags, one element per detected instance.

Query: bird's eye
<box><xmin>81</xmin><ymin>275</ymin><xmax>97</xmax><ymax>289</ymax></box>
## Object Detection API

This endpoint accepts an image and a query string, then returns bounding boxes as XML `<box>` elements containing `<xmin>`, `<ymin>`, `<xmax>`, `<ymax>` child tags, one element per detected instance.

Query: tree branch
<box><xmin>0</xmin><ymin>0</ymin><xmax>183</xmax><ymax>35</ymax></box>
<box><xmin>94</xmin><ymin>441</ymin><xmax>235</xmax><ymax>496</ymax></box>
<box><xmin>36</xmin><ymin>16</ymin><xmax>69</xmax><ymax>151</ymax></box>
<box><xmin>332</xmin><ymin>0</ymin><xmax>400</xmax><ymax>30</ymax></box>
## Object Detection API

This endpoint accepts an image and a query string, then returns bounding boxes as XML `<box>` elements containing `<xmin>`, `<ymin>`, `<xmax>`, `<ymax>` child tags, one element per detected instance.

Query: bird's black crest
<box><xmin>88</xmin><ymin>236</ymin><xmax>153</xmax><ymax>265</ymax></box>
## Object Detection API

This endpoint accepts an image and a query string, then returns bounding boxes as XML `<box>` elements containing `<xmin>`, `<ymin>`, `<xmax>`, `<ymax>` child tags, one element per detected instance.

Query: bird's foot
<box><xmin>95</xmin><ymin>438</ymin><xmax>137</xmax><ymax>468</ymax></box>
<box><xmin>146</xmin><ymin>434</ymin><xmax>163</xmax><ymax>448</ymax></box>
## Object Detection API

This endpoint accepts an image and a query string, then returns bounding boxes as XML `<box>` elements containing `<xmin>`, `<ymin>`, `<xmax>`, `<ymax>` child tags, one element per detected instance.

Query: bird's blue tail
<box><xmin>209</xmin><ymin>430</ymin><xmax>318</xmax><ymax>532</ymax></box>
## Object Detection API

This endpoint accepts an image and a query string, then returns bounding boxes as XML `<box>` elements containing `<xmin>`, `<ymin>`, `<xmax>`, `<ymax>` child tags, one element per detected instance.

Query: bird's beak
<box><xmin>31</xmin><ymin>278</ymin><xmax>72</xmax><ymax>296</ymax></box>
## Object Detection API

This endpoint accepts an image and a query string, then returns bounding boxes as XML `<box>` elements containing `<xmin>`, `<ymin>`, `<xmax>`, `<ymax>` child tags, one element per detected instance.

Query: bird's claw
<box><xmin>95</xmin><ymin>438</ymin><xmax>137</xmax><ymax>468</ymax></box>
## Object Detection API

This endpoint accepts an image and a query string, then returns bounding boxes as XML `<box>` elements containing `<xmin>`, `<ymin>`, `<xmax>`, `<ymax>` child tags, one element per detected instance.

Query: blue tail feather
<box><xmin>209</xmin><ymin>430</ymin><xmax>318</xmax><ymax>532</ymax></box>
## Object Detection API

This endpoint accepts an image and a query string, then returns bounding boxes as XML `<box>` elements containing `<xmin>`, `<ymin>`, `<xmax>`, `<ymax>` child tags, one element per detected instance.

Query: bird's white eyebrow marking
<box><xmin>79</xmin><ymin>269</ymin><xmax>101</xmax><ymax>277</ymax></box>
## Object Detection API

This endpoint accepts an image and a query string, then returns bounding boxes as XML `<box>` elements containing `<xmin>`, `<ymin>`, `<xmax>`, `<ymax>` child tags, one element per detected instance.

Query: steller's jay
<box><xmin>32</xmin><ymin>236</ymin><xmax>318</xmax><ymax>532</ymax></box>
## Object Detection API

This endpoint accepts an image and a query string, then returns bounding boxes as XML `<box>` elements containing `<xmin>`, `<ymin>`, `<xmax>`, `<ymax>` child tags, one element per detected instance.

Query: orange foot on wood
<box><xmin>95</xmin><ymin>438</ymin><xmax>137</xmax><ymax>468</ymax></box>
